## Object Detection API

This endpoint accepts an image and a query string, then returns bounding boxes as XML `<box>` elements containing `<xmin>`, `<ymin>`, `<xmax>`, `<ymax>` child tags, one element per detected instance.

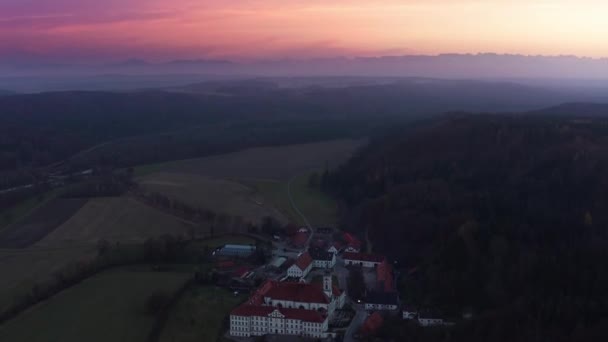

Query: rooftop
<box><xmin>223</xmin><ymin>244</ymin><xmax>256</xmax><ymax>250</ymax></box>
<box><xmin>265</xmin><ymin>281</ymin><xmax>330</xmax><ymax>304</ymax></box>
<box><xmin>294</xmin><ymin>251</ymin><xmax>313</xmax><ymax>271</ymax></box>
<box><xmin>309</xmin><ymin>247</ymin><xmax>334</xmax><ymax>261</ymax></box>
<box><xmin>343</xmin><ymin>252</ymin><xmax>385</xmax><ymax>263</ymax></box>
<box><xmin>366</xmin><ymin>291</ymin><xmax>399</xmax><ymax>305</ymax></box>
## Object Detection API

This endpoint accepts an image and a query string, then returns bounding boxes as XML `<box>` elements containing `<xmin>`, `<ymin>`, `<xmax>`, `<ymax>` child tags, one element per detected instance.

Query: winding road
<box><xmin>286</xmin><ymin>174</ymin><xmax>316</xmax><ymax>249</ymax></box>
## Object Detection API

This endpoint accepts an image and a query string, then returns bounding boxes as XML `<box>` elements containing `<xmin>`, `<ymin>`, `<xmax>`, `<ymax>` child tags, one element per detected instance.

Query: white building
<box><xmin>310</xmin><ymin>248</ymin><xmax>336</xmax><ymax>269</ymax></box>
<box><xmin>403</xmin><ymin>307</ymin><xmax>418</xmax><ymax>320</ymax></box>
<box><xmin>287</xmin><ymin>252</ymin><xmax>313</xmax><ymax>278</ymax></box>
<box><xmin>364</xmin><ymin>291</ymin><xmax>399</xmax><ymax>311</ymax></box>
<box><xmin>343</xmin><ymin>252</ymin><xmax>385</xmax><ymax>268</ymax></box>
<box><xmin>327</xmin><ymin>245</ymin><xmax>339</xmax><ymax>255</ymax></box>
<box><xmin>230</xmin><ymin>275</ymin><xmax>345</xmax><ymax>338</ymax></box>
<box><xmin>418</xmin><ymin>317</ymin><xmax>446</xmax><ymax>327</ymax></box>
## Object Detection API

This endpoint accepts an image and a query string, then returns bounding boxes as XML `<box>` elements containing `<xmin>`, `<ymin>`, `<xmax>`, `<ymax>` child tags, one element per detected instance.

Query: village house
<box><xmin>343</xmin><ymin>232</ymin><xmax>362</xmax><ymax>252</ymax></box>
<box><xmin>327</xmin><ymin>244</ymin><xmax>339</xmax><ymax>255</ymax></box>
<box><xmin>287</xmin><ymin>252</ymin><xmax>313</xmax><ymax>278</ymax></box>
<box><xmin>417</xmin><ymin>310</ymin><xmax>452</xmax><ymax>327</ymax></box>
<box><xmin>359</xmin><ymin>311</ymin><xmax>384</xmax><ymax>336</ymax></box>
<box><xmin>230</xmin><ymin>275</ymin><xmax>345</xmax><ymax>338</ymax></box>
<box><xmin>343</xmin><ymin>252</ymin><xmax>386</xmax><ymax>268</ymax></box>
<box><xmin>309</xmin><ymin>248</ymin><xmax>336</xmax><ymax>269</ymax></box>
<box><xmin>402</xmin><ymin>306</ymin><xmax>418</xmax><ymax>320</ymax></box>
<box><xmin>376</xmin><ymin>259</ymin><xmax>394</xmax><ymax>292</ymax></box>
<box><xmin>364</xmin><ymin>291</ymin><xmax>399</xmax><ymax>311</ymax></box>
<box><xmin>215</xmin><ymin>244</ymin><xmax>256</xmax><ymax>257</ymax></box>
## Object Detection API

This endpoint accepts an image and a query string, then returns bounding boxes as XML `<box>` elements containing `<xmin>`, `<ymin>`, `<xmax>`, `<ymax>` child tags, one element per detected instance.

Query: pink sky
<box><xmin>1</xmin><ymin>0</ymin><xmax>608</xmax><ymax>63</ymax></box>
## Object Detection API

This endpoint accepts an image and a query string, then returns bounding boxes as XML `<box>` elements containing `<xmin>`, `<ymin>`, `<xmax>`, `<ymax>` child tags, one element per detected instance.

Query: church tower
<box><xmin>323</xmin><ymin>272</ymin><xmax>332</xmax><ymax>298</ymax></box>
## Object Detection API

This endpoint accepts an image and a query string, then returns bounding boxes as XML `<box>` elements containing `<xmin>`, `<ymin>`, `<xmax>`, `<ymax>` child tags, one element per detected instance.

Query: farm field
<box><xmin>134</xmin><ymin>139</ymin><xmax>365</xmax><ymax>180</ymax></box>
<box><xmin>137</xmin><ymin>172</ymin><xmax>288</xmax><ymax>226</ymax></box>
<box><xmin>288</xmin><ymin>171</ymin><xmax>339</xmax><ymax>227</ymax></box>
<box><xmin>243</xmin><ymin>171</ymin><xmax>339</xmax><ymax>227</ymax></box>
<box><xmin>0</xmin><ymin>189</ymin><xmax>64</xmax><ymax>230</ymax></box>
<box><xmin>0</xmin><ymin>245</ymin><xmax>96</xmax><ymax>314</ymax></box>
<box><xmin>35</xmin><ymin>197</ymin><xmax>194</xmax><ymax>247</ymax></box>
<box><xmin>0</xmin><ymin>266</ymin><xmax>190</xmax><ymax>342</ymax></box>
<box><xmin>160</xmin><ymin>286</ymin><xmax>247</xmax><ymax>342</ymax></box>
<box><xmin>0</xmin><ymin>198</ymin><xmax>87</xmax><ymax>248</ymax></box>
<box><xmin>135</xmin><ymin>139</ymin><xmax>363</xmax><ymax>228</ymax></box>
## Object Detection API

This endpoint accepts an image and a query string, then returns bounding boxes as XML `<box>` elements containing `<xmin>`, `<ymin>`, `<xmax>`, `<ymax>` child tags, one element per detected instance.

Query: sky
<box><xmin>1</xmin><ymin>0</ymin><xmax>608</xmax><ymax>63</ymax></box>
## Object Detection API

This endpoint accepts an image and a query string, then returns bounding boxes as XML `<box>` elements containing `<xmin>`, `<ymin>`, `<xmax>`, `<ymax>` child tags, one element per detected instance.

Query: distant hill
<box><xmin>326</xmin><ymin>113</ymin><xmax>608</xmax><ymax>341</ymax></box>
<box><xmin>530</xmin><ymin>102</ymin><xmax>608</xmax><ymax>117</ymax></box>
<box><xmin>0</xmin><ymin>90</ymin><xmax>14</xmax><ymax>96</ymax></box>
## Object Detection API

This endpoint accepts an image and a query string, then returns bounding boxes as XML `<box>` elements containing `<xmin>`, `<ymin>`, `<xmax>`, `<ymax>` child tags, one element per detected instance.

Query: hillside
<box><xmin>327</xmin><ymin>113</ymin><xmax>608</xmax><ymax>341</ymax></box>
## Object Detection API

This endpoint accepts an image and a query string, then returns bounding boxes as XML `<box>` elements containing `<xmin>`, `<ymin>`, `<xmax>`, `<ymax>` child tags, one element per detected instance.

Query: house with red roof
<box><xmin>376</xmin><ymin>259</ymin><xmax>394</xmax><ymax>292</ymax></box>
<box><xmin>343</xmin><ymin>232</ymin><xmax>362</xmax><ymax>252</ymax></box>
<box><xmin>360</xmin><ymin>312</ymin><xmax>384</xmax><ymax>336</ymax></box>
<box><xmin>343</xmin><ymin>252</ymin><xmax>386</xmax><ymax>268</ymax></box>
<box><xmin>230</xmin><ymin>275</ymin><xmax>345</xmax><ymax>338</ymax></box>
<box><xmin>287</xmin><ymin>252</ymin><xmax>313</xmax><ymax>278</ymax></box>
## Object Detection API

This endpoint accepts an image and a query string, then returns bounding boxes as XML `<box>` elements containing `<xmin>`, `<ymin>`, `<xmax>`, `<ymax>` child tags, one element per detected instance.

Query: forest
<box><xmin>326</xmin><ymin>113</ymin><xmax>608</xmax><ymax>341</ymax></box>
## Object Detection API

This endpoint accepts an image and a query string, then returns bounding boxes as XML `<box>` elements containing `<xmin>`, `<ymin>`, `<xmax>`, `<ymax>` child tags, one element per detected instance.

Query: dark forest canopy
<box><xmin>326</xmin><ymin>113</ymin><xmax>608</xmax><ymax>341</ymax></box>
<box><xmin>2</xmin><ymin>79</ymin><xmax>607</xmax><ymax>174</ymax></box>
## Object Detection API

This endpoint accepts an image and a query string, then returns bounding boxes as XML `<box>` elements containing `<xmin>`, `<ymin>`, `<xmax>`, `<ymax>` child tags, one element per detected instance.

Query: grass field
<box><xmin>0</xmin><ymin>266</ymin><xmax>191</xmax><ymax>342</ymax></box>
<box><xmin>137</xmin><ymin>172</ymin><xmax>288</xmax><ymax>226</ymax></box>
<box><xmin>134</xmin><ymin>139</ymin><xmax>364</xmax><ymax>180</ymax></box>
<box><xmin>0</xmin><ymin>198</ymin><xmax>87</xmax><ymax>248</ymax></box>
<box><xmin>288</xmin><ymin>171</ymin><xmax>339</xmax><ymax>227</ymax></box>
<box><xmin>243</xmin><ymin>171</ymin><xmax>339</xmax><ymax>227</ymax></box>
<box><xmin>35</xmin><ymin>197</ymin><xmax>194</xmax><ymax>247</ymax></box>
<box><xmin>0</xmin><ymin>189</ymin><xmax>64</xmax><ymax>230</ymax></box>
<box><xmin>160</xmin><ymin>286</ymin><xmax>247</xmax><ymax>342</ymax></box>
<box><xmin>0</xmin><ymin>245</ymin><xmax>96</xmax><ymax>314</ymax></box>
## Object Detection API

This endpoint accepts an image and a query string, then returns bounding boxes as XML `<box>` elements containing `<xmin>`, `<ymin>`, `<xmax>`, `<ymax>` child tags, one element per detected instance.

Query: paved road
<box><xmin>287</xmin><ymin>173</ymin><xmax>315</xmax><ymax>248</ymax></box>
<box><xmin>344</xmin><ymin>303</ymin><xmax>367</xmax><ymax>342</ymax></box>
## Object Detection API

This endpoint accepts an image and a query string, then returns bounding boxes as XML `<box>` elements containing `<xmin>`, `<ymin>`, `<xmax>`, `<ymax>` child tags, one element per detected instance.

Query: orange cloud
<box><xmin>1</xmin><ymin>0</ymin><xmax>608</xmax><ymax>61</ymax></box>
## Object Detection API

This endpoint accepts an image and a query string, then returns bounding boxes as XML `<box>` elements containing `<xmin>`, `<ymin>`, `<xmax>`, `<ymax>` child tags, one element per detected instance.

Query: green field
<box><xmin>0</xmin><ymin>189</ymin><xmax>64</xmax><ymax>230</ymax></box>
<box><xmin>0</xmin><ymin>266</ymin><xmax>190</xmax><ymax>342</ymax></box>
<box><xmin>160</xmin><ymin>286</ymin><xmax>247</xmax><ymax>342</ymax></box>
<box><xmin>137</xmin><ymin>172</ymin><xmax>288</xmax><ymax>226</ymax></box>
<box><xmin>288</xmin><ymin>171</ymin><xmax>339</xmax><ymax>227</ymax></box>
<box><xmin>244</xmin><ymin>171</ymin><xmax>338</xmax><ymax>227</ymax></box>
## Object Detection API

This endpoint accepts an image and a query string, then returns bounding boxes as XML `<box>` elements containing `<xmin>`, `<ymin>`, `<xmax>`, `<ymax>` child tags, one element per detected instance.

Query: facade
<box><xmin>310</xmin><ymin>248</ymin><xmax>336</xmax><ymax>269</ymax></box>
<box><xmin>343</xmin><ymin>252</ymin><xmax>386</xmax><ymax>268</ymax></box>
<box><xmin>365</xmin><ymin>291</ymin><xmax>399</xmax><ymax>311</ymax></box>
<box><xmin>403</xmin><ymin>307</ymin><xmax>418</xmax><ymax>320</ymax></box>
<box><xmin>217</xmin><ymin>244</ymin><xmax>256</xmax><ymax>257</ymax></box>
<box><xmin>230</xmin><ymin>306</ymin><xmax>328</xmax><ymax>338</ymax></box>
<box><xmin>327</xmin><ymin>245</ymin><xmax>339</xmax><ymax>255</ymax></box>
<box><xmin>418</xmin><ymin>317</ymin><xmax>446</xmax><ymax>327</ymax></box>
<box><xmin>230</xmin><ymin>276</ymin><xmax>345</xmax><ymax>338</ymax></box>
<box><xmin>287</xmin><ymin>252</ymin><xmax>313</xmax><ymax>278</ymax></box>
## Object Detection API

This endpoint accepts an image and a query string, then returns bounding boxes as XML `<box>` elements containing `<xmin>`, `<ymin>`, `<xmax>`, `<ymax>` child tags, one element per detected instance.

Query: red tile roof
<box><xmin>343</xmin><ymin>252</ymin><xmax>385</xmax><ymax>263</ymax></box>
<box><xmin>360</xmin><ymin>312</ymin><xmax>384</xmax><ymax>334</ymax></box>
<box><xmin>292</xmin><ymin>232</ymin><xmax>309</xmax><ymax>247</ymax></box>
<box><xmin>217</xmin><ymin>260</ymin><xmax>235</xmax><ymax>268</ymax></box>
<box><xmin>343</xmin><ymin>232</ymin><xmax>359</xmax><ymax>244</ymax></box>
<box><xmin>376</xmin><ymin>260</ymin><xmax>394</xmax><ymax>292</ymax></box>
<box><xmin>265</xmin><ymin>281</ymin><xmax>330</xmax><ymax>304</ymax></box>
<box><xmin>231</xmin><ymin>305</ymin><xmax>327</xmax><ymax>323</ymax></box>
<box><xmin>294</xmin><ymin>252</ymin><xmax>313</xmax><ymax>271</ymax></box>
<box><xmin>332</xmin><ymin>285</ymin><xmax>342</xmax><ymax>297</ymax></box>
